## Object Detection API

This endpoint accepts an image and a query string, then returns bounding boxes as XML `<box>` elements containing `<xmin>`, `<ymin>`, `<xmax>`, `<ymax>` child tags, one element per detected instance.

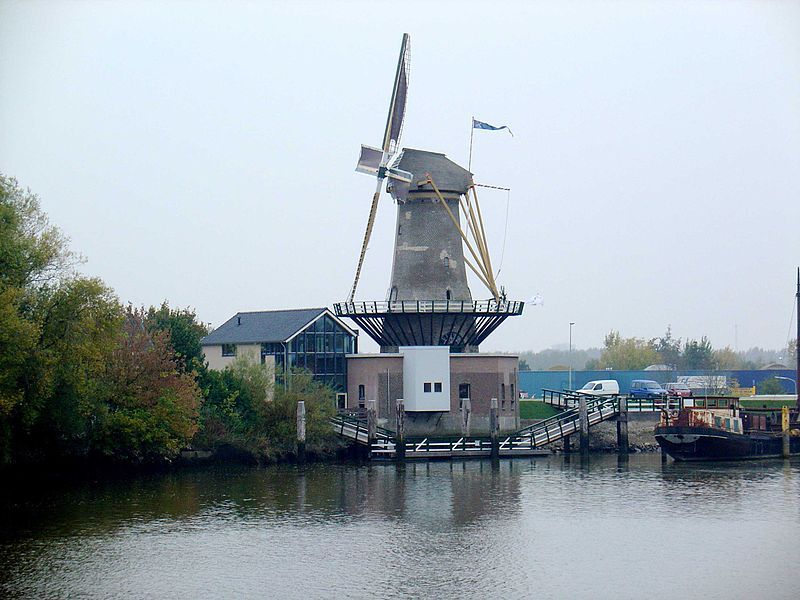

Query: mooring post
<box><xmin>782</xmin><ymin>406</ymin><xmax>790</xmax><ymax>458</ymax></box>
<box><xmin>296</xmin><ymin>400</ymin><xmax>306</xmax><ymax>464</ymax></box>
<box><xmin>616</xmin><ymin>395</ymin><xmax>629</xmax><ymax>455</ymax></box>
<box><xmin>563</xmin><ymin>434</ymin><xmax>571</xmax><ymax>454</ymax></box>
<box><xmin>461</xmin><ymin>397</ymin><xmax>472</xmax><ymax>438</ymax></box>
<box><xmin>490</xmin><ymin>398</ymin><xmax>499</xmax><ymax>459</ymax></box>
<box><xmin>579</xmin><ymin>394</ymin><xmax>589</xmax><ymax>456</ymax></box>
<box><xmin>367</xmin><ymin>400</ymin><xmax>377</xmax><ymax>455</ymax></box>
<box><xmin>395</xmin><ymin>398</ymin><xmax>406</xmax><ymax>461</ymax></box>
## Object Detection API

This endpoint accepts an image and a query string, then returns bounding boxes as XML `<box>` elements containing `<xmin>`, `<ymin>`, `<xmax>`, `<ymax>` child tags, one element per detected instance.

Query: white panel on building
<box><xmin>400</xmin><ymin>346</ymin><xmax>450</xmax><ymax>411</ymax></box>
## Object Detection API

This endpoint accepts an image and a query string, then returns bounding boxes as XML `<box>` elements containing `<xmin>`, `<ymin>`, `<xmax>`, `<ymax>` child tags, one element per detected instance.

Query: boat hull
<box><xmin>655</xmin><ymin>425</ymin><xmax>800</xmax><ymax>461</ymax></box>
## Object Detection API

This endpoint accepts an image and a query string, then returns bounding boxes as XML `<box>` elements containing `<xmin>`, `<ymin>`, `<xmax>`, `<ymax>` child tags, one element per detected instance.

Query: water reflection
<box><xmin>2</xmin><ymin>455</ymin><xmax>799</xmax><ymax>599</ymax></box>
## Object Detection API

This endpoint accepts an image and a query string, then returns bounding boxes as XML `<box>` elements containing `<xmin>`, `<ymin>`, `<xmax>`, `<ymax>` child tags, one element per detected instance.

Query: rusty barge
<box><xmin>655</xmin><ymin>268</ymin><xmax>800</xmax><ymax>461</ymax></box>
<box><xmin>654</xmin><ymin>401</ymin><xmax>800</xmax><ymax>461</ymax></box>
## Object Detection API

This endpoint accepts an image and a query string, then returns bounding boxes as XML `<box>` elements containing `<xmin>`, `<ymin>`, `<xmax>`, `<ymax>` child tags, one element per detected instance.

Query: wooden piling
<box><xmin>296</xmin><ymin>400</ymin><xmax>306</xmax><ymax>464</ymax></box>
<box><xmin>579</xmin><ymin>394</ymin><xmax>589</xmax><ymax>456</ymax></box>
<box><xmin>616</xmin><ymin>395</ymin><xmax>629</xmax><ymax>455</ymax></box>
<box><xmin>782</xmin><ymin>406</ymin><xmax>790</xmax><ymax>458</ymax></box>
<box><xmin>367</xmin><ymin>399</ymin><xmax>377</xmax><ymax>453</ymax></box>
<box><xmin>490</xmin><ymin>398</ymin><xmax>499</xmax><ymax>459</ymax></box>
<box><xmin>563</xmin><ymin>434</ymin><xmax>571</xmax><ymax>454</ymax></box>
<box><xmin>461</xmin><ymin>398</ymin><xmax>472</xmax><ymax>438</ymax></box>
<box><xmin>395</xmin><ymin>398</ymin><xmax>405</xmax><ymax>461</ymax></box>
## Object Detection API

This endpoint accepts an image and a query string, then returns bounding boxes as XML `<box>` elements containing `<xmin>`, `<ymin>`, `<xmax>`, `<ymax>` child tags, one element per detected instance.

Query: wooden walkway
<box><xmin>330</xmin><ymin>392</ymin><xmax>623</xmax><ymax>460</ymax></box>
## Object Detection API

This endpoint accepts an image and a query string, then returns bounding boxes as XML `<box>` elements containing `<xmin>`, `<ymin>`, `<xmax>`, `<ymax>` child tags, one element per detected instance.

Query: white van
<box><xmin>577</xmin><ymin>379</ymin><xmax>620</xmax><ymax>396</ymax></box>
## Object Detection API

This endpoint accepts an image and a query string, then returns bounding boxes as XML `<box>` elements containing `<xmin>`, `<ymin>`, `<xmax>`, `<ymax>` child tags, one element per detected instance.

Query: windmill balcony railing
<box><xmin>334</xmin><ymin>300</ymin><xmax>524</xmax><ymax>315</ymax></box>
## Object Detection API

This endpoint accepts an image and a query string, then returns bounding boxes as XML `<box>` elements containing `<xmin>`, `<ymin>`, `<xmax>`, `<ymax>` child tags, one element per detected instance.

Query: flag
<box><xmin>473</xmin><ymin>118</ymin><xmax>513</xmax><ymax>136</ymax></box>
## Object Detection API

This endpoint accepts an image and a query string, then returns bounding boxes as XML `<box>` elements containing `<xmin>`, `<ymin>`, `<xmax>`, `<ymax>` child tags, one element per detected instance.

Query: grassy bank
<box><xmin>519</xmin><ymin>400</ymin><xmax>561</xmax><ymax>420</ymax></box>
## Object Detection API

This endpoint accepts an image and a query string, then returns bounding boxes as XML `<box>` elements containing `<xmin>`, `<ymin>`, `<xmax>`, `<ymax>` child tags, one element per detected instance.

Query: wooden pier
<box><xmin>330</xmin><ymin>390</ymin><xmax>634</xmax><ymax>460</ymax></box>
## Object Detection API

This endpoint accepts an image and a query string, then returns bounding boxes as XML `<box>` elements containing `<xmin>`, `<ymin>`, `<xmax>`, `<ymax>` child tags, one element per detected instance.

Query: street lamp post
<box><xmin>569</xmin><ymin>322</ymin><xmax>575</xmax><ymax>390</ymax></box>
<box><xmin>775</xmin><ymin>376</ymin><xmax>797</xmax><ymax>394</ymax></box>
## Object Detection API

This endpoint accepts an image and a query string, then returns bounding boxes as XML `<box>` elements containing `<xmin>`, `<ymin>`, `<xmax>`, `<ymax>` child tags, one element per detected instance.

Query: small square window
<box><xmin>424</xmin><ymin>382</ymin><xmax>432</xmax><ymax>393</ymax></box>
<box><xmin>222</xmin><ymin>343</ymin><xmax>236</xmax><ymax>357</ymax></box>
<box><xmin>434</xmin><ymin>382</ymin><xmax>442</xmax><ymax>393</ymax></box>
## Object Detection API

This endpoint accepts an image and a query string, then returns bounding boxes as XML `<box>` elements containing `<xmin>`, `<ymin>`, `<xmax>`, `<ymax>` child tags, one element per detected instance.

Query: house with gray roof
<box><xmin>201</xmin><ymin>307</ymin><xmax>358</xmax><ymax>393</ymax></box>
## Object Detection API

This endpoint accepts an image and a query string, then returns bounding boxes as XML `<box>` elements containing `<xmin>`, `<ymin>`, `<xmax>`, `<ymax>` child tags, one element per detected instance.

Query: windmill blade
<box><xmin>355</xmin><ymin>145</ymin><xmax>385</xmax><ymax>177</ymax></box>
<box><xmin>382</xmin><ymin>33</ymin><xmax>410</xmax><ymax>154</ymax></box>
<box><xmin>348</xmin><ymin>34</ymin><xmax>411</xmax><ymax>302</ymax></box>
<box><xmin>348</xmin><ymin>183</ymin><xmax>382</xmax><ymax>302</ymax></box>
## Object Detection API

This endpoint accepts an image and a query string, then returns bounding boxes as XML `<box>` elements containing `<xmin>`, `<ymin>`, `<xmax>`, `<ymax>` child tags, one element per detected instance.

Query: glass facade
<box><xmin>261</xmin><ymin>315</ymin><xmax>354</xmax><ymax>392</ymax></box>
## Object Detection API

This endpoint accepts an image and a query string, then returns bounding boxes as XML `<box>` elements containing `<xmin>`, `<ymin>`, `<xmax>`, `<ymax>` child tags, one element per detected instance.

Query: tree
<box><xmin>28</xmin><ymin>277</ymin><xmax>121</xmax><ymax>458</ymax></box>
<box><xmin>651</xmin><ymin>326</ymin><xmax>682</xmax><ymax>368</ymax></box>
<box><xmin>0</xmin><ymin>176</ymin><xmax>76</xmax><ymax>289</ymax></box>
<box><xmin>91</xmin><ymin>307</ymin><xmax>201</xmax><ymax>463</ymax></box>
<box><xmin>683</xmin><ymin>337</ymin><xmax>714</xmax><ymax>370</ymax></box>
<box><xmin>713</xmin><ymin>347</ymin><xmax>743</xmax><ymax>370</ymax></box>
<box><xmin>758</xmin><ymin>377</ymin><xmax>785</xmax><ymax>395</ymax></box>
<box><xmin>145</xmin><ymin>302</ymin><xmax>209</xmax><ymax>373</ymax></box>
<box><xmin>783</xmin><ymin>339</ymin><xmax>797</xmax><ymax>369</ymax></box>
<box><xmin>594</xmin><ymin>330</ymin><xmax>659</xmax><ymax>370</ymax></box>
<box><xmin>260</xmin><ymin>369</ymin><xmax>337</xmax><ymax>459</ymax></box>
<box><xmin>195</xmin><ymin>358</ymin><xmax>338</xmax><ymax>462</ymax></box>
<box><xmin>194</xmin><ymin>354</ymin><xmax>274</xmax><ymax>455</ymax></box>
<box><xmin>1</xmin><ymin>175</ymin><xmax>120</xmax><ymax>463</ymax></box>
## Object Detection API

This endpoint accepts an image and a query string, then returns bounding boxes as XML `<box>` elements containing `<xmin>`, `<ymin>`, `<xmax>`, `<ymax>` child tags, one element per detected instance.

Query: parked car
<box><xmin>629</xmin><ymin>379</ymin><xmax>667</xmax><ymax>399</ymax></box>
<box><xmin>664</xmin><ymin>382</ymin><xmax>693</xmax><ymax>397</ymax></box>
<box><xmin>577</xmin><ymin>379</ymin><xmax>620</xmax><ymax>397</ymax></box>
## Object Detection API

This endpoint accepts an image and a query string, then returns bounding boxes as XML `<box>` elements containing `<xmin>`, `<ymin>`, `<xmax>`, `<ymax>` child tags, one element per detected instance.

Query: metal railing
<box><xmin>334</xmin><ymin>299</ymin><xmax>524</xmax><ymax>315</ymax></box>
<box><xmin>541</xmin><ymin>390</ymin><xmax>685</xmax><ymax>412</ymax></box>
<box><xmin>330</xmin><ymin>413</ymin><xmax>395</xmax><ymax>446</ymax></box>
<box><xmin>334</xmin><ymin>390</ymin><xmax>621</xmax><ymax>456</ymax></box>
<box><xmin>517</xmin><ymin>394</ymin><xmax>619</xmax><ymax>447</ymax></box>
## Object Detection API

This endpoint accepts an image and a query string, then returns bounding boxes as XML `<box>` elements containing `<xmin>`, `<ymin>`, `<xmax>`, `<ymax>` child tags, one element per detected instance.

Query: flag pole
<box><xmin>468</xmin><ymin>116</ymin><xmax>475</xmax><ymax>172</ymax></box>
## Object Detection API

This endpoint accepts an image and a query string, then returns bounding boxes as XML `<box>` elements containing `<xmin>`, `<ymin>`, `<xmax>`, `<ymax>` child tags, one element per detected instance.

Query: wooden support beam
<box><xmin>616</xmin><ymin>396</ymin><xmax>629</xmax><ymax>455</ymax></box>
<box><xmin>579</xmin><ymin>395</ymin><xmax>589</xmax><ymax>456</ymax></box>
<box><xmin>395</xmin><ymin>398</ymin><xmax>406</xmax><ymax>461</ymax></box>
<box><xmin>296</xmin><ymin>400</ymin><xmax>306</xmax><ymax>464</ymax></box>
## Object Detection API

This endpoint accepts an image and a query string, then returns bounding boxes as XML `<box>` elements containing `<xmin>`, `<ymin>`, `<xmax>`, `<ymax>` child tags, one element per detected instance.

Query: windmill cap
<box><xmin>393</xmin><ymin>148</ymin><xmax>474</xmax><ymax>195</ymax></box>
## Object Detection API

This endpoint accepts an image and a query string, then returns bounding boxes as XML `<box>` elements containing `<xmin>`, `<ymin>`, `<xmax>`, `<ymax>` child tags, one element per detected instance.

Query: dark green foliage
<box><xmin>262</xmin><ymin>370</ymin><xmax>338</xmax><ymax>459</ymax></box>
<box><xmin>195</xmin><ymin>358</ymin><xmax>338</xmax><ymax>462</ymax></box>
<box><xmin>0</xmin><ymin>174</ymin><xmax>345</xmax><ymax>467</ymax></box>
<box><xmin>682</xmin><ymin>337</ymin><xmax>714</xmax><ymax>370</ymax></box>
<box><xmin>145</xmin><ymin>302</ymin><xmax>209</xmax><ymax>373</ymax></box>
<box><xmin>757</xmin><ymin>377</ymin><xmax>786</xmax><ymax>395</ymax></box>
<box><xmin>0</xmin><ymin>175</ymin><xmax>202</xmax><ymax>466</ymax></box>
<box><xmin>591</xmin><ymin>330</ymin><xmax>659</xmax><ymax>370</ymax></box>
<box><xmin>89</xmin><ymin>307</ymin><xmax>201</xmax><ymax>463</ymax></box>
<box><xmin>650</xmin><ymin>326</ymin><xmax>682</xmax><ymax>369</ymax></box>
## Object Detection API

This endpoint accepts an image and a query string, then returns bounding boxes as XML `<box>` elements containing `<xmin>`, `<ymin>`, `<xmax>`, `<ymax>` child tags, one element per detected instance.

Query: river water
<box><xmin>1</xmin><ymin>454</ymin><xmax>799</xmax><ymax>599</ymax></box>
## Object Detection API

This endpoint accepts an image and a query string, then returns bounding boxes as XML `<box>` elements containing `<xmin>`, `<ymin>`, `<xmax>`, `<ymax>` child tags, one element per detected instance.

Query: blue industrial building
<box><xmin>519</xmin><ymin>369</ymin><xmax>797</xmax><ymax>397</ymax></box>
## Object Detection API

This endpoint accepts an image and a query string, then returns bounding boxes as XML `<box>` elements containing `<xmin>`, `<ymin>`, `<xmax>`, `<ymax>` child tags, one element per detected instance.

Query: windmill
<box><xmin>336</xmin><ymin>35</ymin><xmax>523</xmax><ymax>353</ymax></box>
<box><xmin>348</xmin><ymin>33</ymin><xmax>413</xmax><ymax>302</ymax></box>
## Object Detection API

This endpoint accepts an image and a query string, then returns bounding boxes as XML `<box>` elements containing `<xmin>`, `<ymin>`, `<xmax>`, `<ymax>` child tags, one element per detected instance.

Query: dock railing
<box><xmin>541</xmin><ymin>390</ymin><xmax>685</xmax><ymax>412</ymax></box>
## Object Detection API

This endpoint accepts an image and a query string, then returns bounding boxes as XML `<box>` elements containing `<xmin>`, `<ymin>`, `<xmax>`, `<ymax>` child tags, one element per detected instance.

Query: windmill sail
<box><xmin>348</xmin><ymin>33</ymin><xmax>411</xmax><ymax>302</ymax></box>
<box><xmin>383</xmin><ymin>33</ymin><xmax>410</xmax><ymax>154</ymax></box>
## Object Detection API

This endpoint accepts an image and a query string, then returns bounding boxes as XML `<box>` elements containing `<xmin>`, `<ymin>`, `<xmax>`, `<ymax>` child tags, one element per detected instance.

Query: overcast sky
<box><xmin>2</xmin><ymin>0</ymin><xmax>798</xmax><ymax>353</ymax></box>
